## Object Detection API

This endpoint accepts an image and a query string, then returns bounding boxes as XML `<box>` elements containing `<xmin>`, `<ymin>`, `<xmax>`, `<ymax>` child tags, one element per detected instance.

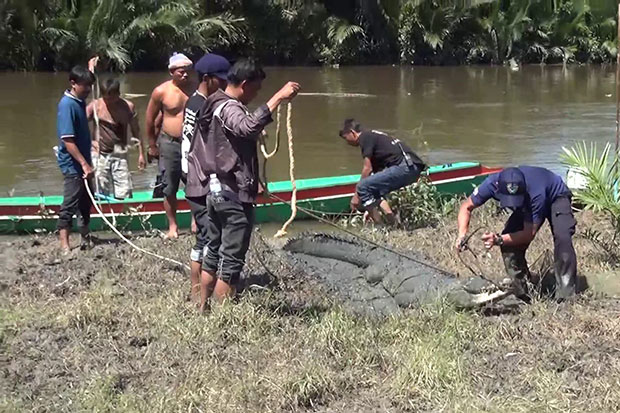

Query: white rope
<box><xmin>86</xmin><ymin>66</ymin><xmax>186</xmax><ymax>270</ymax></box>
<box><xmin>84</xmin><ymin>179</ymin><xmax>190</xmax><ymax>270</ymax></box>
<box><xmin>274</xmin><ymin>103</ymin><xmax>297</xmax><ymax>238</ymax></box>
<box><xmin>92</xmin><ymin>73</ymin><xmax>102</xmax><ymax>196</ymax></box>
<box><xmin>91</xmin><ymin>70</ymin><xmax>117</xmax><ymax>226</ymax></box>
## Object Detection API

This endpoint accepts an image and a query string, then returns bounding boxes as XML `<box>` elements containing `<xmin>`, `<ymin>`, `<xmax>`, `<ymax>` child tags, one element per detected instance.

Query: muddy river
<box><xmin>0</xmin><ymin>65</ymin><xmax>616</xmax><ymax>196</ymax></box>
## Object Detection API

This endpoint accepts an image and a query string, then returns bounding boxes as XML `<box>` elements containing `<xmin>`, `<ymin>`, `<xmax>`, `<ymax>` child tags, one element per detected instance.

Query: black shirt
<box><xmin>358</xmin><ymin>130</ymin><xmax>424</xmax><ymax>172</ymax></box>
<box><xmin>181</xmin><ymin>91</ymin><xmax>207</xmax><ymax>176</ymax></box>
<box><xmin>182</xmin><ymin>91</ymin><xmax>207</xmax><ymax>145</ymax></box>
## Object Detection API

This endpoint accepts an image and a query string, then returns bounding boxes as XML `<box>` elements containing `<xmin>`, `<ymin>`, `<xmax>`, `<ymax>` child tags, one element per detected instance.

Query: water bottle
<box><xmin>209</xmin><ymin>173</ymin><xmax>225</xmax><ymax>203</ymax></box>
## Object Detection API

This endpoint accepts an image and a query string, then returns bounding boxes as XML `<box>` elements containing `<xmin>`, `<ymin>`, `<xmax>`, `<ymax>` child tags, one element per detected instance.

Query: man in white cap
<box><xmin>145</xmin><ymin>52</ymin><xmax>194</xmax><ymax>238</ymax></box>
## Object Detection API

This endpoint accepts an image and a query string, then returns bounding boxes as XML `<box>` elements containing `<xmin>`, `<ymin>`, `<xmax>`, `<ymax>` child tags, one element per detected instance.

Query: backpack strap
<box><xmin>213</xmin><ymin>99</ymin><xmax>249</xmax><ymax>133</ymax></box>
<box><xmin>213</xmin><ymin>99</ymin><xmax>237</xmax><ymax>120</ymax></box>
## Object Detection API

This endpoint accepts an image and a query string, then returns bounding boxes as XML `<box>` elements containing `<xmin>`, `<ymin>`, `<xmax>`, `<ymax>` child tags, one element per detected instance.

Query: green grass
<box><xmin>1</xmin><ymin>212</ymin><xmax>620</xmax><ymax>412</ymax></box>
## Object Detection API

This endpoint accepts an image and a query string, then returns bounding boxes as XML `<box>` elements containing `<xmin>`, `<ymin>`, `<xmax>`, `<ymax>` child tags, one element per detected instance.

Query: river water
<box><xmin>0</xmin><ymin>65</ymin><xmax>616</xmax><ymax>196</ymax></box>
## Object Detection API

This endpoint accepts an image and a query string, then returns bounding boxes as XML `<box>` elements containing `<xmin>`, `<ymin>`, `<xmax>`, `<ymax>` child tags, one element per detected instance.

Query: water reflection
<box><xmin>0</xmin><ymin>65</ymin><xmax>615</xmax><ymax>196</ymax></box>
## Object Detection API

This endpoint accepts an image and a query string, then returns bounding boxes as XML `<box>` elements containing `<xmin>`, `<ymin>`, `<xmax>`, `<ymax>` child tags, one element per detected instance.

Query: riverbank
<box><xmin>1</xmin><ymin>205</ymin><xmax>619</xmax><ymax>412</ymax></box>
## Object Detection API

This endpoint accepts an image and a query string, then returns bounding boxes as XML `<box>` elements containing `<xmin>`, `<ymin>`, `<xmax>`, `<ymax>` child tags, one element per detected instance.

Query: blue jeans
<box><xmin>357</xmin><ymin>161</ymin><xmax>422</xmax><ymax>210</ymax></box>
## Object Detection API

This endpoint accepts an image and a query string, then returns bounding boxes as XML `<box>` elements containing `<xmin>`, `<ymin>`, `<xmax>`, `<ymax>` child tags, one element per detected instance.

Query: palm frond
<box><xmin>561</xmin><ymin>141</ymin><xmax>620</xmax><ymax>228</ymax></box>
<box><xmin>327</xmin><ymin>17</ymin><xmax>365</xmax><ymax>45</ymax></box>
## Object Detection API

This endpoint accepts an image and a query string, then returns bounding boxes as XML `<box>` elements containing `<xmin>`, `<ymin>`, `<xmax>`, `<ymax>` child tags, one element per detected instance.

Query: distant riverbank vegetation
<box><xmin>1</xmin><ymin>0</ymin><xmax>618</xmax><ymax>71</ymax></box>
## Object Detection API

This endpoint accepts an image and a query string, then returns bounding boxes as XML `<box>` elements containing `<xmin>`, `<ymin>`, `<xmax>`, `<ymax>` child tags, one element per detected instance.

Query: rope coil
<box><xmin>274</xmin><ymin>102</ymin><xmax>297</xmax><ymax>238</ymax></box>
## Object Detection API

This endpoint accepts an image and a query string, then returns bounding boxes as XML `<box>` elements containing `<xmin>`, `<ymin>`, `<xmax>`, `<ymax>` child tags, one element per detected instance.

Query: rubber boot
<box><xmin>554</xmin><ymin>251</ymin><xmax>576</xmax><ymax>301</ymax></box>
<box><xmin>501</xmin><ymin>246</ymin><xmax>530</xmax><ymax>302</ymax></box>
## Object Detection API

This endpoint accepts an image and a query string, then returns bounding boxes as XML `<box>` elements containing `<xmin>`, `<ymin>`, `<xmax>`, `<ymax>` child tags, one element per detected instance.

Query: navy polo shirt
<box><xmin>56</xmin><ymin>91</ymin><xmax>92</xmax><ymax>176</ymax></box>
<box><xmin>471</xmin><ymin>165</ymin><xmax>570</xmax><ymax>225</ymax></box>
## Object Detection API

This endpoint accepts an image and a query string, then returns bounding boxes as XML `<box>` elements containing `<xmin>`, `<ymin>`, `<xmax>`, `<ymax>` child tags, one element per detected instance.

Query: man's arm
<box><xmin>266</xmin><ymin>82</ymin><xmax>300</xmax><ymax>113</ymax></box>
<box><xmin>64</xmin><ymin>138</ymin><xmax>93</xmax><ymax>179</ymax></box>
<box><xmin>86</xmin><ymin>101</ymin><xmax>94</xmax><ymax>121</ymax></box>
<box><xmin>360</xmin><ymin>157</ymin><xmax>372</xmax><ymax>179</ymax></box>
<box><xmin>482</xmin><ymin>222</ymin><xmax>538</xmax><ymax>249</ymax></box>
<box><xmin>85</xmin><ymin>102</ymin><xmax>100</xmax><ymax>153</ymax></box>
<box><xmin>128</xmin><ymin>102</ymin><xmax>146</xmax><ymax>170</ymax></box>
<box><xmin>220</xmin><ymin>82</ymin><xmax>301</xmax><ymax>139</ymax></box>
<box><xmin>145</xmin><ymin>87</ymin><xmax>163</xmax><ymax>160</ymax></box>
<box><xmin>220</xmin><ymin>103</ymin><xmax>270</xmax><ymax>139</ymax></box>
<box><xmin>350</xmin><ymin>157</ymin><xmax>373</xmax><ymax>210</ymax></box>
<box><xmin>456</xmin><ymin>196</ymin><xmax>478</xmax><ymax>250</ymax></box>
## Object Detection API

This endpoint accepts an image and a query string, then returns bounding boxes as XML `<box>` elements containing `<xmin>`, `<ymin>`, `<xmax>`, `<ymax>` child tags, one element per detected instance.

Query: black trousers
<box><xmin>501</xmin><ymin>195</ymin><xmax>577</xmax><ymax>299</ymax></box>
<box><xmin>187</xmin><ymin>195</ymin><xmax>210</xmax><ymax>263</ymax></box>
<box><xmin>202</xmin><ymin>195</ymin><xmax>254</xmax><ymax>285</ymax></box>
<box><xmin>56</xmin><ymin>174</ymin><xmax>93</xmax><ymax>235</ymax></box>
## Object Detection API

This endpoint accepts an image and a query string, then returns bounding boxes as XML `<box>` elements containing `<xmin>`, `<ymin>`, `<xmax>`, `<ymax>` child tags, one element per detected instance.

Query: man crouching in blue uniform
<box><xmin>456</xmin><ymin>166</ymin><xmax>577</xmax><ymax>300</ymax></box>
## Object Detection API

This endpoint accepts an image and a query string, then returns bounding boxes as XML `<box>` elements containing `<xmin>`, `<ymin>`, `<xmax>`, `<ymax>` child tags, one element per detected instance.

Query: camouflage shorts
<box><xmin>95</xmin><ymin>149</ymin><xmax>133</xmax><ymax>199</ymax></box>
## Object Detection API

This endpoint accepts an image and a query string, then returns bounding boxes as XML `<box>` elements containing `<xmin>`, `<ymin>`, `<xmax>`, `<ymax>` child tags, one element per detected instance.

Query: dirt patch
<box><xmin>1</xmin><ymin>210</ymin><xmax>620</xmax><ymax>412</ymax></box>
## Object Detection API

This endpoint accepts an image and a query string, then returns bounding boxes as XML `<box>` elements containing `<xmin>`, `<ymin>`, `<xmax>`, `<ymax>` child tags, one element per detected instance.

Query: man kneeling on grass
<box><xmin>339</xmin><ymin>119</ymin><xmax>426</xmax><ymax>224</ymax></box>
<box><xmin>198</xmin><ymin>59</ymin><xmax>300</xmax><ymax>311</ymax></box>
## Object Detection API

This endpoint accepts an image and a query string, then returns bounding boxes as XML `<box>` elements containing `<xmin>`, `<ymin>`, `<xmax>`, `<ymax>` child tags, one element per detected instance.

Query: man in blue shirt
<box><xmin>456</xmin><ymin>166</ymin><xmax>577</xmax><ymax>300</ymax></box>
<box><xmin>56</xmin><ymin>62</ymin><xmax>96</xmax><ymax>252</ymax></box>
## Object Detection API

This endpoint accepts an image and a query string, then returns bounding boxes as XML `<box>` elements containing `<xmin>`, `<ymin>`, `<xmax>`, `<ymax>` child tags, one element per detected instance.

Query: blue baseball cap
<box><xmin>497</xmin><ymin>167</ymin><xmax>527</xmax><ymax>209</ymax></box>
<box><xmin>194</xmin><ymin>53</ymin><xmax>230</xmax><ymax>81</ymax></box>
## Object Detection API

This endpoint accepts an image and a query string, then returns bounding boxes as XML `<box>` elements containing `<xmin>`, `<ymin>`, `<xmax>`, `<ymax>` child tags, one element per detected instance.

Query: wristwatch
<box><xmin>494</xmin><ymin>233</ymin><xmax>504</xmax><ymax>246</ymax></box>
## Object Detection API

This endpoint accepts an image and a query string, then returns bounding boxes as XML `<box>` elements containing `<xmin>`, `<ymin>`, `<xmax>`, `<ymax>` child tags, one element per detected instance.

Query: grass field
<box><xmin>1</xmin><ymin>206</ymin><xmax>619</xmax><ymax>412</ymax></box>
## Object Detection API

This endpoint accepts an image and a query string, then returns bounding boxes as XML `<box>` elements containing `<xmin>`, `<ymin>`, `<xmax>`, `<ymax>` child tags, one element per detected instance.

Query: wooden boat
<box><xmin>0</xmin><ymin>161</ymin><xmax>501</xmax><ymax>234</ymax></box>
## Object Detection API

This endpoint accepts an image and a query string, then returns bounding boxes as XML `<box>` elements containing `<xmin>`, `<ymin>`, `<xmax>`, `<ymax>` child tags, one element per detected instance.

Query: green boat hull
<box><xmin>0</xmin><ymin>162</ymin><xmax>498</xmax><ymax>234</ymax></box>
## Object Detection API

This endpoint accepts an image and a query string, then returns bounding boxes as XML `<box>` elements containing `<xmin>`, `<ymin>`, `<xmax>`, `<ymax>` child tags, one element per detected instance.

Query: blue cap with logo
<box><xmin>497</xmin><ymin>167</ymin><xmax>527</xmax><ymax>209</ymax></box>
<box><xmin>194</xmin><ymin>53</ymin><xmax>230</xmax><ymax>81</ymax></box>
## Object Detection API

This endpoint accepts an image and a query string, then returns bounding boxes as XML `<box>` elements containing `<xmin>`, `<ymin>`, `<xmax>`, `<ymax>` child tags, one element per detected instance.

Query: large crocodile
<box><xmin>282</xmin><ymin>232</ymin><xmax>518</xmax><ymax>316</ymax></box>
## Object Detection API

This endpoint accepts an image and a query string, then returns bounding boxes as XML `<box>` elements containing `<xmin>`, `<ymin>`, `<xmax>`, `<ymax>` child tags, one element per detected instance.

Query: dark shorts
<box><xmin>157</xmin><ymin>133</ymin><xmax>182</xmax><ymax>198</ymax></box>
<box><xmin>57</xmin><ymin>174</ymin><xmax>93</xmax><ymax>234</ymax></box>
<box><xmin>356</xmin><ymin>161</ymin><xmax>422</xmax><ymax>210</ymax></box>
<box><xmin>202</xmin><ymin>195</ymin><xmax>255</xmax><ymax>285</ymax></box>
<box><xmin>187</xmin><ymin>195</ymin><xmax>209</xmax><ymax>263</ymax></box>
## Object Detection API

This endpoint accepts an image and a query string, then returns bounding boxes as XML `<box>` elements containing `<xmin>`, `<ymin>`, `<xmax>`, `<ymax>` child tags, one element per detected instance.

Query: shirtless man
<box><xmin>145</xmin><ymin>53</ymin><xmax>194</xmax><ymax>238</ymax></box>
<box><xmin>88</xmin><ymin>77</ymin><xmax>146</xmax><ymax>199</ymax></box>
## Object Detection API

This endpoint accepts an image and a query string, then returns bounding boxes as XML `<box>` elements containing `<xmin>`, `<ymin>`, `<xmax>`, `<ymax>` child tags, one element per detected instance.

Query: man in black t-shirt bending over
<box><xmin>339</xmin><ymin>118</ymin><xmax>426</xmax><ymax>223</ymax></box>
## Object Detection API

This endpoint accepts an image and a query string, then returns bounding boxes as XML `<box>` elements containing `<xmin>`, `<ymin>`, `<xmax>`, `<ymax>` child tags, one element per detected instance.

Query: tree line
<box><xmin>1</xmin><ymin>0</ymin><xmax>618</xmax><ymax>71</ymax></box>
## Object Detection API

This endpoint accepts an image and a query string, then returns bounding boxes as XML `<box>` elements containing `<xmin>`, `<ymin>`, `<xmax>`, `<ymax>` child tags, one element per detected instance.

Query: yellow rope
<box><xmin>259</xmin><ymin>105</ymin><xmax>280</xmax><ymax>159</ymax></box>
<box><xmin>274</xmin><ymin>102</ymin><xmax>296</xmax><ymax>238</ymax></box>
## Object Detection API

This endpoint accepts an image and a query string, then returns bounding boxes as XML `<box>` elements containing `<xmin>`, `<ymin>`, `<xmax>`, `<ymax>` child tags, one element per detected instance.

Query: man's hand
<box><xmin>138</xmin><ymin>152</ymin><xmax>146</xmax><ymax>170</ymax></box>
<box><xmin>455</xmin><ymin>235</ymin><xmax>466</xmax><ymax>252</ymax></box>
<box><xmin>88</xmin><ymin>56</ymin><xmax>99</xmax><ymax>73</ymax></box>
<box><xmin>350</xmin><ymin>194</ymin><xmax>360</xmax><ymax>211</ymax></box>
<box><xmin>81</xmin><ymin>163</ymin><xmax>94</xmax><ymax>179</ymax></box>
<box><xmin>147</xmin><ymin>145</ymin><xmax>159</xmax><ymax>163</ymax></box>
<box><xmin>481</xmin><ymin>232</ymin><xmax>501</xmax><ymax>250</ymax></box>
<box><xmin>277</xmin><ymin>82</ymin><xmax>301</xmax><ymax>101</ymax></box>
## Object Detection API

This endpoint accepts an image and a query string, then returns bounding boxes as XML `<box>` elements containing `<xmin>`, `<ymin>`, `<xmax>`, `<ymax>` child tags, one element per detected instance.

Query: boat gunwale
<box><xmin>0</xmin><ymin>161</ymin><xmax>493</xmax><ymax>208</ymax></box>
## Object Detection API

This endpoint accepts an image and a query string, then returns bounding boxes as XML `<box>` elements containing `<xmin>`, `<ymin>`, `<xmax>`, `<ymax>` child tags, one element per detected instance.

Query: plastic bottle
<box><xmin>209</xmin><ymin>173</ymin><xmax>224</xmax><ymax>203</ymax></box>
